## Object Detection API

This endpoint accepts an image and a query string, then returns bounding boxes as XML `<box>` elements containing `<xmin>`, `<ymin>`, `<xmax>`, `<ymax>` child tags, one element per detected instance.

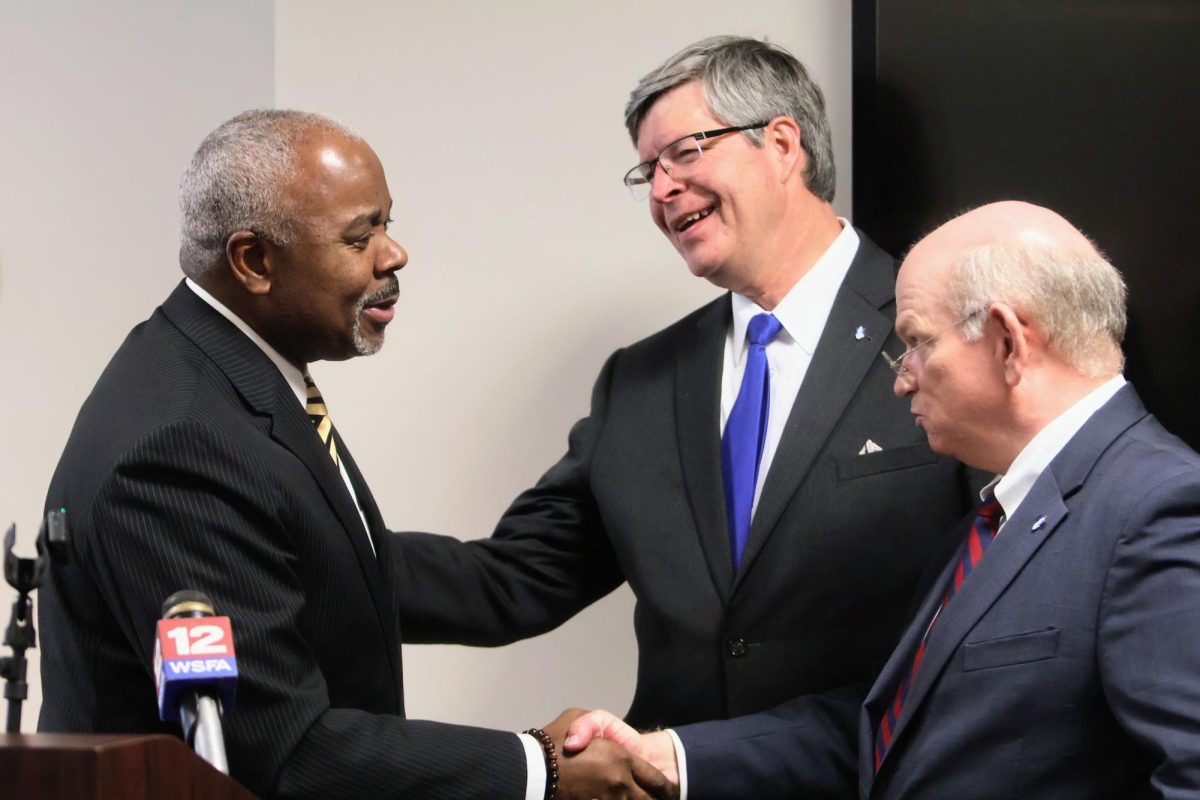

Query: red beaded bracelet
<box><xmin>524</xmin><ymin>727</ymin><xmax>559</xmax><ymax>800</ymax></box>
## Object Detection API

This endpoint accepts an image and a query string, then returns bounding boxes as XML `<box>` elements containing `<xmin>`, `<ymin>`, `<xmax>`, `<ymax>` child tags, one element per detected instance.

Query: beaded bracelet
<box><xmin>524</xmin><ymin>727</ymin><xmax>559</xmax><ymax>800</ymax></box>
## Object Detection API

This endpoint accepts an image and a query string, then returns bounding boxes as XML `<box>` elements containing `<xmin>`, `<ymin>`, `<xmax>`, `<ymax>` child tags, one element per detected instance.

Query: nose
<box><xmin>649</xmin><ymin>165</ymin><xmax>685</xmax><ymax>203</ymax></box>
<box><xmin>893</xmin><ymin>367</ymin><xmax>915</xmax><ymax>398</ymax></box>
<box><xmin>377</xmin><ymin>233</ymin><xmax>408</xmax><ymax>275</ymax></box>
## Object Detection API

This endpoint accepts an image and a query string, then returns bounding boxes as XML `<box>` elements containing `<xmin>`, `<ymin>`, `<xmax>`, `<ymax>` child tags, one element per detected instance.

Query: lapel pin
<box><xmin>1030</xmin><ymin>515</ymin><xmax>1047</xmax><ymax>532</ymax></box>
<box><xmin>855</xmin><ymin>325</ymin><xmax>867</xmax><ymax>341</ymax></box>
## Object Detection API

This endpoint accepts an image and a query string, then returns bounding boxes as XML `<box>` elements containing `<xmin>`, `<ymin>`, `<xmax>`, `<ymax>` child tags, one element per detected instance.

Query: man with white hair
<box><xmin>567</xmin><ymin>201</ymin><xmax>1200</xmax><ymax>799</ymax></box>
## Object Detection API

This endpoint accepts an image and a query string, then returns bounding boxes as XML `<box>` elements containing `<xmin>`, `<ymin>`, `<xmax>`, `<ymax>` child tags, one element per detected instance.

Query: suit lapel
<box><xmin>160</xmin><ymin>282</ymin><xmax>400</xmax><ymax>669</ymax></box>
<box><xmin>860</xmin><ymin>384</ymin><xmax>1151</xmax><ymax>787</ymax></box>
<box><xmin>858</xmin><ymin>506</ymin><xmax>972</xmax><ymax>792</ymax></box>
<box><xmin>889</xmin><ymin>486</ymin><xmax>1068</xmax><ymax>765</ymax></box>
<box><xmin>335</xmin><ymin>429</ymin><xmax>404</xmax><ymax>699</ymax></box>
<box><xmin>675</xmin><ymin>297</ymin><xmax>737</xmax><ymax>599</ymax></box>
<box><xmin>735</xmin><ymin>236</ymin><xmax>897</xmax><ymax>585</ymax></box>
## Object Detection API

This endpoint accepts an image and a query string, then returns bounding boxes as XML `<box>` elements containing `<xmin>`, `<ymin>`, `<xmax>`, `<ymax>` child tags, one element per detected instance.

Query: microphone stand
<box><xmin>1</xmin><ymin>510</ymin><xmax>67</xmax><ymax>732</ymax></box>
<box><xmin>179</xmin><ymin>690</ymin><xmax>230</xmax><ymax>773</ymax></box>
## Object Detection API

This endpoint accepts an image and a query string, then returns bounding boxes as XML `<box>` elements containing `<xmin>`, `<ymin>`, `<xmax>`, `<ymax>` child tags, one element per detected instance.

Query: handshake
<box><xmin>540</xmin><ymin>708</ymin><xmax>681</xmax><ymax>800</ymax></box>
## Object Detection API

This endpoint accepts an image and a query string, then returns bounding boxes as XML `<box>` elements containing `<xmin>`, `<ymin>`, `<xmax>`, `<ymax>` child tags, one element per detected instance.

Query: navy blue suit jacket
<box><xmin>678</xmin><ymin>384</ymin><xmax>1200</xmax><ymax>799</ymax></box>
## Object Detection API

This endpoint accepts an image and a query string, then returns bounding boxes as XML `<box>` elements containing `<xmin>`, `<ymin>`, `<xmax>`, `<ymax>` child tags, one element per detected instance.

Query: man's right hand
<box><xmin>542</xmin><ymin>708</ymin><xmax>679</xmax><ymax>800</ymax></box>
<box><xmin>558</xmin><ymin>708</ymin><xmax>680</xmax><ymax>786</ymax></box>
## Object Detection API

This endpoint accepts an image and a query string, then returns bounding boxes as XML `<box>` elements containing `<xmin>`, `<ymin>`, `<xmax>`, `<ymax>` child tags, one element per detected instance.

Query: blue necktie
<box><xmin>722</xmin><ymin>313</ymin><xmax>783</xmax><ymax>572</ymax></box>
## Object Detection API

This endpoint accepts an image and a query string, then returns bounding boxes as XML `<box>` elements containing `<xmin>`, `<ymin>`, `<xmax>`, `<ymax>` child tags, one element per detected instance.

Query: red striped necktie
<box><xmin>873</xmin><ymin>493</ymin><xmax>1004</xmax><ymax>773</ymax></box>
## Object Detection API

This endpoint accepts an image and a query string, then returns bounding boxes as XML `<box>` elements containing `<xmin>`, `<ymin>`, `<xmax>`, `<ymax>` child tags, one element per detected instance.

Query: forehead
<box><xmin>636</xmin><ymin>81</ymin><xmax>722</xmax><ymax>159</ymax></box>
<box><xmin>289</xmin><ymin>133</ymin><xmax>390</xmax><ymax>224</ymax></box>
<box><xmin>895</xmin><ymin>238</ymin><xmax>956</xmax><ymax>330</ymax></box>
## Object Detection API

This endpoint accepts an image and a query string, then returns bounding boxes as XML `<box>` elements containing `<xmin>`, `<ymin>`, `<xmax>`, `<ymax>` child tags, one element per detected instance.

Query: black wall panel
<box><xmin>853</xmin><ymin>0</ymin><xmax>1200</xmax><ymax>449</ymax></box>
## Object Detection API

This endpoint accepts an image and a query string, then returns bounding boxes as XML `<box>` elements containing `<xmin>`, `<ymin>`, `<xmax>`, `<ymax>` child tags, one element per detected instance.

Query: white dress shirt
<box><xmin>721</xmin><ymin>221</ymin><xmax>861</xmax><ymax>516</ymax></box>
<box><xmin>988</xmin><ymin>373</ymin><xmax>1126</xmax><ymax>524</ymax></box>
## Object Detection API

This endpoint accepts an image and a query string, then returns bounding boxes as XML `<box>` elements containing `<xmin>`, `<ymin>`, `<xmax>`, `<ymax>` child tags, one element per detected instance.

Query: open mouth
<box><xmin>673</xmin><ymin>207</ymin><xmax>714</xmax><ymax>233</ymax></box>
<box><xmin>360</xmin><ymin>295</ymin><xmax>398</xmax><ymax>325</ymax></box>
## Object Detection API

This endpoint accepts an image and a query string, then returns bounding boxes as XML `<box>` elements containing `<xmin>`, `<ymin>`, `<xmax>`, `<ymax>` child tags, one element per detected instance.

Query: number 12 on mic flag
<box><xmin>154</xmin><ymin>616</ymin><xmax>238</xmax><ymax>722</ymax></box>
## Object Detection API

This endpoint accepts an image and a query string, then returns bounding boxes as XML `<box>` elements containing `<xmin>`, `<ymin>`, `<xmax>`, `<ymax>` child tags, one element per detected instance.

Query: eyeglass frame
<box><xmin>881</xmin><ymin>307</ymin><xmax>988</xmax><ymax>377</ymax></box>
<box><xmin>622</xmin><ymin>122</ymin><xmax>771</xmax><ymax>199</ymax></box>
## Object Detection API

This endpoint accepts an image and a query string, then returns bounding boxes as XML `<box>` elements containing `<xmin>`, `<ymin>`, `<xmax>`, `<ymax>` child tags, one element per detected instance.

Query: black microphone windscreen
<box><xmin>161</xmin><ymin>590</ymin><xmax>215</xmax><ymax>619</ymax></box>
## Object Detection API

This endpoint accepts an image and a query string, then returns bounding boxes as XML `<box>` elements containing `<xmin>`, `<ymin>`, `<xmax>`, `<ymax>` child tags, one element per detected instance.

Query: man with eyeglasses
<box><xmin>394</xmin><ymin>35</ymin><xmax>975</xmax><ymax>742</ymax></box>
<box><xmin>564</xmin><ymin>201</ymin><xmax>1200</xmax><ymax>799</ymax></box>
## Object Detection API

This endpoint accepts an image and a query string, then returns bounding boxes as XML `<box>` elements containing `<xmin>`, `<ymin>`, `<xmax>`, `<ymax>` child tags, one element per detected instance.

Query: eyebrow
<box><xmin>341</xmin><ymin>202</ymin><xmax>392</xmax><ymax>235</ymax></box>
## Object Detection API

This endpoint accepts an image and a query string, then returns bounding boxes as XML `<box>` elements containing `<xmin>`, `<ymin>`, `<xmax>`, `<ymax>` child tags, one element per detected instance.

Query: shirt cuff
<box><xmin>518</xmin><ymin>732</ymin><xmax>546</xmax><ymax>800</ymax></box>
<box><xmin>666</xmin><ymin>728</ymin><xmax>689</xmax><ymax>800</ymax></box>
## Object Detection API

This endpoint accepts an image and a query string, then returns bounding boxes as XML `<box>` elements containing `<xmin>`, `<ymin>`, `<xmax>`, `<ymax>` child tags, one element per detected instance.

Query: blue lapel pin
<box><xmin>855</xmin><ymin>325</ymin><xmax>867</xmax><ymax>341</ymax></box>
<box><xmin>1030</xmin><ymin>515</ymin><xmax>1047</xmax><ymax>532</ymax></box>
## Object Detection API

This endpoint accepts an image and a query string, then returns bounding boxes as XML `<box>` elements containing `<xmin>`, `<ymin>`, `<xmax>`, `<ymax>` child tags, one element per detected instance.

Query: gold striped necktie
<box><xmin>303</xmin><ymin>373</ymin><xmax>340</xmax><ymax>468</ymax></box>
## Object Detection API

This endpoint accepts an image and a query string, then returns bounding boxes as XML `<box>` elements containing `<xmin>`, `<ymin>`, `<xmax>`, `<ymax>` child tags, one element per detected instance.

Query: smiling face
<box><xmin>262</xmin><ymin>131</ymin><xmax>408</xmax><ymax>365</ymax></box>
<box><xmin>635</xmin><ymin>81</ymin><xmax>788</xmax><ymax>293</ymax></box>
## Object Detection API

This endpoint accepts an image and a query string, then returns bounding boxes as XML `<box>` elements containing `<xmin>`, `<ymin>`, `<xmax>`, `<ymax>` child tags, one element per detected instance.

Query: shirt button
<box><xmin>726</xmin><ymin>637</ymin><xmax>747</xmax><ymax>657</ymax></box>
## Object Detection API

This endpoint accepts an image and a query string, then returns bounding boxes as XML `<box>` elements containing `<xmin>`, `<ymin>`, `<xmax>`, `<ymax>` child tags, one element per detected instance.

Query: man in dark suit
<box><xmin>565</xmin><ymin>201</ymin><xmax>1200</xmax><ymax>798</ymax></box>
<box><xmin>393</xmin><ymin>35</ymin><xmax>975</xmax><ymax>730</ymax></box>
<box><xmin>38</xmin><ymin>109</ymin><xmax>672</xmax><ymax>800</ymax></box>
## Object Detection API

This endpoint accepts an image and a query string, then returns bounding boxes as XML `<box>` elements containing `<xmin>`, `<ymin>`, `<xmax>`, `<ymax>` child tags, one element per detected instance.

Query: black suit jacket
<box><xmin>395</xmin><ymin>232</ymin><xmax>978</xmax><ymax>728</ymax></box>
<box><xmin>38</xmin><ymin>282</ymin><xmax>525</xmax><ymax>799</ymax></box>
<box><xmin>678</xmin><ymin>385</ymin><xmax>1200</xmax><ymax>799</ymax></box>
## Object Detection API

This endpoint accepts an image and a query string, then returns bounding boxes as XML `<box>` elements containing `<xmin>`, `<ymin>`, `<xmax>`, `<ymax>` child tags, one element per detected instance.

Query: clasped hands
<box><xmin>542</xmin><ymin>707</ymin><xmax>679</xmax><ymax>800</ymax></box>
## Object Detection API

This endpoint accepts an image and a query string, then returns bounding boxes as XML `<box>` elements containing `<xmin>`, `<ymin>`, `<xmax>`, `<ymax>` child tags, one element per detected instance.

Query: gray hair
<box><xmin>624</xmin><ymin>35</ymin><xmax>835</xmax><ymax>202</ymax></box>
<box><xmin>948</xmin><ymin>238</ymin><xmax>1128</xmax><ymax>376</ymax></box>
<box><xmin>179</xmin><ymin>109</ymin><xmax>362</xmax><ymax>279</ymax></box>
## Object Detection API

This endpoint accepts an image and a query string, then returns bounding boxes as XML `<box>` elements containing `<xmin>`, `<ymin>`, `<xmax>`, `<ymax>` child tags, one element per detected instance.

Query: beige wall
<box><xmin>275</xmin><ymin>0</ymin><xmax>853</xmax><ymax>730</ymax></box>
<box><xmin>0</xmin><ymin>0</ymin><xmax>274</xmax><ymax>728</ymax></box>
<box><xmin>1</xmin><ymin>0</ymin><xmax>851</xmax><ymax>733</ymax></box>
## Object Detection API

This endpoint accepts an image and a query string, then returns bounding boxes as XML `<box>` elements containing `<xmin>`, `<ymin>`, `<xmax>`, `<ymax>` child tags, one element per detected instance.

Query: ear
<box><xmin>225</xmin><ymin>230</ymin><xmax>273</xmax><ymax>296</ymax></box>
<box><xmin>987</xmin><ymin>302</ymin><xmax>1031</xmax><ymax>386</ymax></box>
<box><xmin>762</xmin><ymin>116</ymin><xmax>804</xmax><ymax>181</ymax></box>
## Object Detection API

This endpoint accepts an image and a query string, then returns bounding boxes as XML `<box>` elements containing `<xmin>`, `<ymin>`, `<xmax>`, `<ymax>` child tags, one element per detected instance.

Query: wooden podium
<box><xmin>0</xmin><ymin>733</ymin><xmax>259</xmax><ymax>799</ymax></box>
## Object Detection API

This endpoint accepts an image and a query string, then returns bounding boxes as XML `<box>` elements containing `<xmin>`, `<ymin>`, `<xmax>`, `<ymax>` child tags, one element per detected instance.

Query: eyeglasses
<box><xmin>881</xmin><ymin>308</ymin><xmax>986</xmax><ymax>377</ymax></box>
<box><xmin>622</xmin><ymin>122</ymin><xmax>769</xmax><ymax>200</ymax></box>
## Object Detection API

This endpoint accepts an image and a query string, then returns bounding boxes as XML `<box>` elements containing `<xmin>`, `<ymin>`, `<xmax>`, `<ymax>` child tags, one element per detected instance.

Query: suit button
<box><xmin>726</xmin><ymin>637</ymin><xmax>747</xmax><ymax>657</ymax></box>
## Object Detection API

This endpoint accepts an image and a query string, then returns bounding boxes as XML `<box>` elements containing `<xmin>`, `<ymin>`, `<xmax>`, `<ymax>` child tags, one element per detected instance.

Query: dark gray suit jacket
<box><xmin>38</xmin><ymin>282</ymin><xmax>526</xmax><ymax>799</ymax></box>
<box><xmin>395</xmin><ymin>232</ymin><xmax>977</xmax><ymax>729</ymax></box>
<box><xmin>679</xmin><ymin>385</ymin><xmax>1200</xmax><ymax>799</ymax></box>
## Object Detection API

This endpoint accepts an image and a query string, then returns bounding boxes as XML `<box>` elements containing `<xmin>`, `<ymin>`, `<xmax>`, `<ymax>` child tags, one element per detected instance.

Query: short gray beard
<box><xmin>352</xmin><ymin>307</ymin><xmax>383</xmax><ymax>356</ymax></box>
<box><xmin>352</xmin><ymin>275</ymin><xmax>399</xmax><ymax>356</ymax></box>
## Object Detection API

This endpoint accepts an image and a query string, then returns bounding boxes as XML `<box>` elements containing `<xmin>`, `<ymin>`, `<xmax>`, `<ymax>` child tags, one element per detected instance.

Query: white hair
<box><xmin>947</xmin><ymin>238</ymin><xmax>1127</xmax><ymax>377</ymax></box>
<box><xmin>178</xmin><ymin>109</ymin><xmax>362</xmax><ymax>279</ymax></box>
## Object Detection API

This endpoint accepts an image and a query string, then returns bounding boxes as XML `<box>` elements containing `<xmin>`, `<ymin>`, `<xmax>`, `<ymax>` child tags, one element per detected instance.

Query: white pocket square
<box><xmin>858</xmin><ymin>439</ymin><xmax>883</xmax><ymax>455</ymax></box>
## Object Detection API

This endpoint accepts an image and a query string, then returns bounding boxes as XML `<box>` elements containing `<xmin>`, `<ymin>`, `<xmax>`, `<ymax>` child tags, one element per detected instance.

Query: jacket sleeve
<box><xmin>674</xmin><ymin>683</ymin><xmax>864</xmax><ymax>800</ymax></box>
<box><xmin>390</xmin><ymin>350</ymin><xmax>626</xmax><ymax>645</ymax></box>
<box><xmin>1099</xmin><ymin>467</ymin><xmax>1200</xmax><ymax>799</ymax></box>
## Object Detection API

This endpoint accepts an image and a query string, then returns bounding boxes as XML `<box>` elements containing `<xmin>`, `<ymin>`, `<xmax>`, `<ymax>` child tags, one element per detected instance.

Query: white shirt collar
<box><xmin>730</xmin><ymin>221</ymin><xmax>860</xmax><ymax>364</ymax></box>
<box><xmin>184</xmin><ymin>278</ymin><xmax>309</xmax><ymax>407</ymax></box>
<box><xmin>989</xmin><ymin>374</ymin><xmax>1127</xmax><ymax>518</ymax></box>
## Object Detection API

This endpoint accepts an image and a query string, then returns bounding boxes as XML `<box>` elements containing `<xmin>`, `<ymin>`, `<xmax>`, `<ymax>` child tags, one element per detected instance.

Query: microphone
<box><xmin>153</xmin><ymin>590</ymin><xmax>237</xmax><ymax>774</ymax></box>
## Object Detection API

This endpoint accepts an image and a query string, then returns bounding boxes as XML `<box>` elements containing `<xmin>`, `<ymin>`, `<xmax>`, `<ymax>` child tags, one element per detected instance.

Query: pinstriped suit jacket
<box><xmin>38</xmin><ymin>282</ymin><xmax>525</xmax><ymax>799</ymax></box>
